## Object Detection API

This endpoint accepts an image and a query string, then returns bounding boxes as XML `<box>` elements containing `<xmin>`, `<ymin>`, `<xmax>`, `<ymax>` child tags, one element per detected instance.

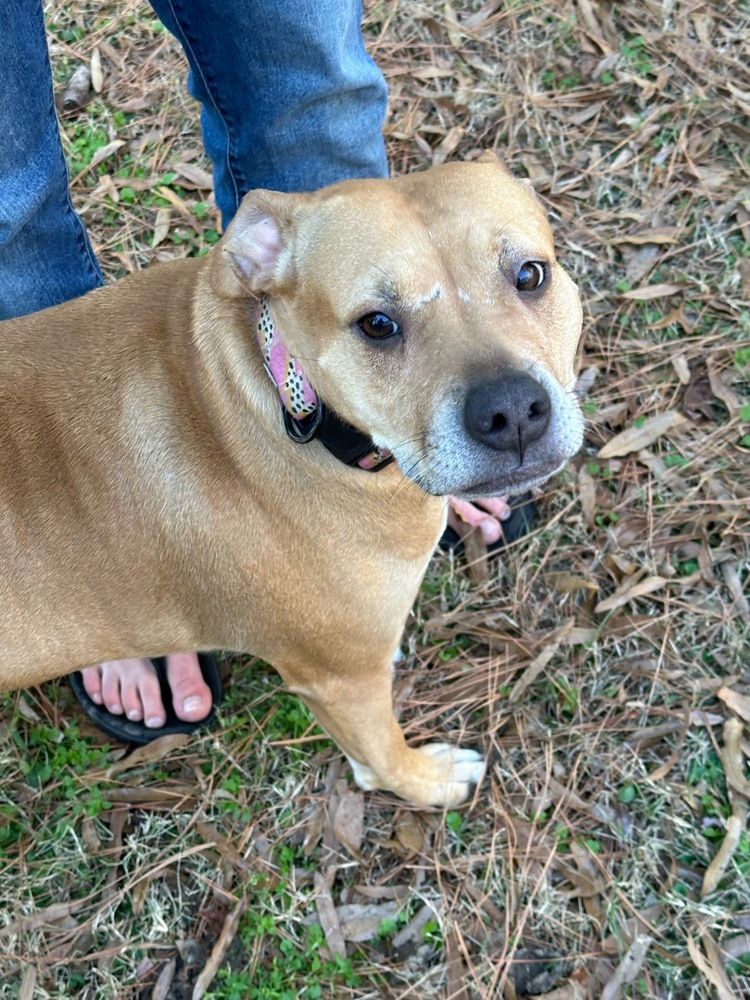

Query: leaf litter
<box><xmin>0</xmin><ymin>1</ymin><xmax>748</xmax><ymax>998</ymax></box>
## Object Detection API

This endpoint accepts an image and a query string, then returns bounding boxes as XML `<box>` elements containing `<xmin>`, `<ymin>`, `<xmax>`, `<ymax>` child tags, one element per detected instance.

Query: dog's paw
<box><xmin>345</xmin><ymin>742</ymin><xmax>485</xmax><ymax>808</ymax></box>
<box><xmin>413</xmin><ymin>742</ymin><xmax>486</xmax><ymax>808</ymax></box>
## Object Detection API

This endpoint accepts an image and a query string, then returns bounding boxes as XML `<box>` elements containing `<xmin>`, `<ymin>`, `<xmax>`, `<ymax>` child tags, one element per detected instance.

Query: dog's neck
<box><xmin>253</xmin><ymin>297</ymin><xmax>393</xmax><ymax>471</ymax></box>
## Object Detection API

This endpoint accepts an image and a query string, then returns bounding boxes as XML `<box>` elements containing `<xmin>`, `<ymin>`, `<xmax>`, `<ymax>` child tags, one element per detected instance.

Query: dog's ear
<box><xmin>212</xmin><ymin>190</ymin><xmax>307</xmax><ymax>298</ymax></box>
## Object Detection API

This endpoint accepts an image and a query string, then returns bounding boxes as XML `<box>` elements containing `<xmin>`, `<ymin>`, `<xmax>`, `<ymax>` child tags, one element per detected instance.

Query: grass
<box><xmin>1</xmin><ymin>0</ymin><xmax>749</xmax><ymax>997</ymax></box>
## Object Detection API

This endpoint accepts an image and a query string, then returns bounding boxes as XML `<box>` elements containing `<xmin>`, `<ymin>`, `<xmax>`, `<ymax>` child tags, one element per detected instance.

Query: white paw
<box><xmin>418</xmin><ymin>742</ymin><xmax>486</xmax><ymax>806</ymax></box>
<box><xmin>346</xmin><ymin>754</ymin><xmax>379</xmax><ymax>791</ymax></box>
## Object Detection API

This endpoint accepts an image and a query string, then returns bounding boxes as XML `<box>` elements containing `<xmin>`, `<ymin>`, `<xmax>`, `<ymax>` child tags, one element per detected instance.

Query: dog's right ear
<box><xmin>211</xmin><ymin>190</ymin><xmax>306</xmax><ymax>299</ymax></box>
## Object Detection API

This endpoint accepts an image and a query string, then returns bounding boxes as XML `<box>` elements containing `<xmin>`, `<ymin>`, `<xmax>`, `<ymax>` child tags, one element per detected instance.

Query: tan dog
<box><xmin>0</xmin><ymin>153</ymin><xmax>583</xmax><ymax>808</ymax></box>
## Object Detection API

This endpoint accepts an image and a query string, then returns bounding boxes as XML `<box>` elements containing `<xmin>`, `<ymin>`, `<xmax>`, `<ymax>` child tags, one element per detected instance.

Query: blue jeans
<box><xmin>0</xmin><ymin>0</ymin><xmax>387</xmax><ymax>320</ymax></box>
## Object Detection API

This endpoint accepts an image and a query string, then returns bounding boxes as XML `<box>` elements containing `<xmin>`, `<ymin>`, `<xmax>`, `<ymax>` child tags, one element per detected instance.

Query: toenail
<box><xmin>480</xmin><ymin>520</ymin><xmax>498</xmax><ymax>542</ymax></box>
<box><xmin>146</xmin><ymin>715</ymin><xmax>166</xmax><ymax>728</ymax></box>
<box><xmin>90</xmin><ymin>692</ymin><xmax>102</xmax><ymax>704</ymax></box>
<box><xmin>127</xmin><ymin>709</ymin><xmax>142</xmax><ymax>721</ymax></box>
<box><xmin>183</xmin><ymin>696</ymin><xmax>203</xmax><ymax>714</ymax></box>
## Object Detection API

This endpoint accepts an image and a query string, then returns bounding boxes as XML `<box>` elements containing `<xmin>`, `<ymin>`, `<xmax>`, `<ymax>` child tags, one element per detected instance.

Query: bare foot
<box><xmin>447</xmin><ymin>496</ymin><xmax>511</xmax><ymax>545</ymax></box>
<box><xmin>80</xmin><ymin>652</ymin><xmax>212</xmax><ymax>729</ymax></box>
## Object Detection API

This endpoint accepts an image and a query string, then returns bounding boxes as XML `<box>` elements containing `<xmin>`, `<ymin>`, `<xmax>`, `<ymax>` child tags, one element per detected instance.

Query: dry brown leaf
<box><xmin>335</xmin><ymin>901</ymin><xmax>400</xmax><ymax>942</ymax></box>
<box><xmin>610</xmin><ymin>227</ymin><xmax>682</xmax><ymax>245</ymax></box>
<box><xmin>313</xmin><ymin>872</ymin><xmax>347</xmax><ymax>958</ymax></box>
<box><xmin>392</xmin><ymin>903</ymin><xmax>438</xmax><ymax>949</ymax></box>
<box><xmin>620</xmin><ymin>281</ymin><xmax>688</xmax><ymax>300</ymax></box>
<box><xmin>152</xmin><ymin>207</ymin><xmax>171</xmax><ymax>248</ymax></box>
<box><xmin>601</xmin><ymin>935</ymin><xmax>653</xmax><ymax>1000</ymax></box>
<box><xmin>88</xmin><ymin>139</ymin><xmax>126</xmax><ymax>172</ymax></box>
<box><xmin>547</xmin><ymin>572</ymin><xmax>598</xmax><ymax>593</ymax></box>
<box><xmin>687</xmin><ymin>932</ymin><xmax>736</xmax><ymax>1000</ymax></box>
<box><xmin>191</xmin><ymin>897</ymin><xmax>247</xmax><ymax>999</ymax></box>
<box><xmin>445</xmin><ymin>926</ymin><xmax>470</xmax><ymax>1000</ymax></box>
<box><xmin>595</xmin><ymin>576</ymin><xmax>669</xmax><ymax>613</ymax></box>
<box><xmin>107</xmin><ymin>733</ymin><xmax>190</xmax><ymax>775</ymax></box>
<box><xmin>717</xmin><ymin>686</ymin><xmax>750</xmax><ymax>723</ymax></box>
<box><xmin>531</xmin><ymin>985</ymin><xmax>586</xmax><ymax>1000</ymax></box>
<box><xmin>508</xmin><ymin>619</ymin><xmax>574</xmax><ymax>702</ymax></box>
<box><xmin>683</xmin><ymin>366</ymin><xmax>720</xmax><ymax>421</ymax></box>
<box><xmin>707</xmin><ymin>358</ymin><xmax>742</xmax><ymax>417</ymax></box>
<box><xmin>174</xmin><ymin>161</ymin><xmax>214</xmax><ymax>190</ymax></box>
<box><xmin>598</xmin><ymin>411</ymin><xmax>686</xmax><ymax>458</ymax></box>
<box><xmin>432</xmin><ymin>125</ymin><xmax>465</xmax><ymax>166</ymax></box>
<box><xmin>332</xmin><ymin>788</ymin><xmax>364</xmax><ymax>855</ymax></box>
<box><xmin>720</xmin><ymin>718</ymin><xmax>750</xmax><ymax>798</ymax></box>
<box><xmin>394</xmin><ymin>810</ymin><xmax>425</xmax><ymax>855</ymax></box>
<box><xmin>155</xmin><ymin>185</ymin><xmax>191</xmax><ymax>215</ymax></box>
<box><xmin>701</xmin><ymin>811</ymin><xmax>744</xmax><ymax>897</ymax></box>
<box><xmin>151</xmin><ymin>957</ymin><xmax>177</xmax><ymax>1000</ymax></box>
<box><xmin>18</xmin><ymin>965</ymin><xmax>37</xmax><ymax>1000</ymax></box>
<box><xmin>577</xmin><ymin>465</ymin><xmax>596</xmax><ymax>527</ymax></box>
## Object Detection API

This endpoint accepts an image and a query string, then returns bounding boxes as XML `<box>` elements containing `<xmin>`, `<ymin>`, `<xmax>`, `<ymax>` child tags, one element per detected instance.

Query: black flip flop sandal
<box><xmin>439</xmin><ymin>491</ymin><xmax>536</xmax><ymax>555</ymax></box>
<box><xmin>68</xmin><ymin>652</ymin><xmax>223</xmax><ymax>745</ymax></box>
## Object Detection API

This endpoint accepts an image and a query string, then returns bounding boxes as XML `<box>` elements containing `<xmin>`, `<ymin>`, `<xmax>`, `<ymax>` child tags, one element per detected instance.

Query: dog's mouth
<box><xmin>442</xmin><ymin>458</ymin><xmax>568</xmax><ymax>501</ymax></box>
<box><xmin>410</xmin><ymin>454</ymin><xmax>568</xmax><ymax>501</ymax></box>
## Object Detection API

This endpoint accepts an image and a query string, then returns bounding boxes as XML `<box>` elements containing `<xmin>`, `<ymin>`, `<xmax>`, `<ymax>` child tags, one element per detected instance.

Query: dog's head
<box><xmin>212</xmin><ymin>153</ymin><xmax>583</xmax><ymax>499</ymax></box>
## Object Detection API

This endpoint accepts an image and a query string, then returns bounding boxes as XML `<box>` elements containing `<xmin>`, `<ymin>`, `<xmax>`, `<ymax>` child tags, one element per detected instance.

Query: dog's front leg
<box><xmin>279</xmin><ymin>658</ymin><xmax>485</xmax><ymax>809</ymax></box>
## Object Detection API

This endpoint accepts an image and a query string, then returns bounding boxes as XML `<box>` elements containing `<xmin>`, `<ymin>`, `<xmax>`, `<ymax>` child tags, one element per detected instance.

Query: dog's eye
<box><xmin>358</xmin><ymin>312</ymin><xmax>400</xmax><ymax>340</ymax></box>
<box><xmin>516</xmin><ymin>261</ymin><xmax>546</xmax><ymax>292</ymax></box>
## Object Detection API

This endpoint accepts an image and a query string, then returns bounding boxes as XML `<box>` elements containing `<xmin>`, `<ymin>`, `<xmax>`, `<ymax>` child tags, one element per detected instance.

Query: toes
<box><xmin>447</xmin><ymin>497</ymin><xmax>506</xmax><ymax>544</ymax></box>
<box><xmin>99</xmin><ymin>663</ymin><xmax>125</xmax><ymax>715</ymax></box>
<box><xmin>165</xmin><ymin>652</ymin><xmax>212</xmax><ymax>723</ymax></box>
<box><xmin>80</xmin><ymin>664</ymin><xmax>103</xmax><ymax>705</ymax></box>
<box><xmin>120</xmin><ymin>662</ymin><xmax>164</xmax><ymax>728</ymax></box>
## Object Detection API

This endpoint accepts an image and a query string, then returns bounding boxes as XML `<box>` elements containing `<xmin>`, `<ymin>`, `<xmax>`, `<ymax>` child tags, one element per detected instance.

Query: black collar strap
<box><xmin>283</xmin><ymin>401</ymin><xmax>394</xmax><ymax>469</ymax></box>
<box><xmin>254</xmin><ymin>297</ymin><xmax>393</xmax><ymax>472</ymax></box>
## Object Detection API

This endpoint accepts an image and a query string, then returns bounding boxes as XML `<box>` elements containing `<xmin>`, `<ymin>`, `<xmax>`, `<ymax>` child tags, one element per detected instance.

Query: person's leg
<box><xmin>0</xmin><ymin>0</ymin><xmax>104</xmax><ymax>319</ymax></box>
<box><xmin>148</xmin><ymin>0</ymin><xmax>389</xmax><ymax>222</ymax></box>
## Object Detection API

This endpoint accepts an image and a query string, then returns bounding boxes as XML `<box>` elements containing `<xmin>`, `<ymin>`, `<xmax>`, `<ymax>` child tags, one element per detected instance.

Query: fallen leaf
<box><xmin>683</xmin><ymin>366</ymin><xmax>720</xmax><ymax>420</ymax></box>
<box><xmin>107</xmin><ymin>734</ymin><xmax>190</xmax><ymax>776</ymax></box>
<box><xmin>610</xmin><ymin>227</ymin><xmax>682</xmax><ymax>245</ymax></box>
<box><xmin>509</xmin><ymin>619</ymin><xmax>574</xmax><ymax>702</ymax></box>
<box><xmin>620</xmin><ymin>281</ymin><xmax>688</xmax><ymax>300</ymax></box>
<box><xmin>313</xmin><ymin>872</ymin><xmax>347</xmax><ymax>958</ymax></box>
<box><xmin>701</xmin><ymin>811</ymin><xmax>744</xmax><ymax>897</ymax></box>
<box><xmin>720</xmin><ymin>718</ymin><xmax>750</xmax><ymax>798</ymax></box>
<box><xmin>90</xmin><ymin>48</ymin><xmax>103</xmax><ymax>93</ymax></box>
<box><xmin>601</xmin><ymin>936</ymin><xmax>653</xmax><ymax>1000</ymax></box>
<box><xmin>174</xmin><ymin>162</ymin><xmax>214</xmax><ymax>190</ymax></box>
<box><xmin>707</xmin><ymin>358</ymin><xmax>742</xmax><ymax>416</ymax></box>
<box><xmin>598</xmin><ymin>411</ymin><xmax>686</xmax><ymax>458</ymax></box>
<box><xmin>717</xmin><ymin>686</ymin><xmax>750</xmax><ymax>723</ymax></box>
<box><xmin>394</xmin><ymin>811</ymin><xmax>425</xmax><ymax>855</ymax></box>
<box><xmin>595</xmin><ymin>576</ymin><xmax>669</xmax><ymax>613</ymax></box>
<box><xmin>152</xmin><ymin>207</ymin><xmax>171</xmax><ymax>248</ymax></box>
<box><xmin>335</xmin><ymin>901</ymin><xmax>400</xmax><ymax>942</ymax></box>
<box><xmin>88</xmin><ymin>139</ymin><xmax>126</xmax><ymax>172</ymax></box>
<box><xmin>191</xmin><ymin>896</ymin><xmax>247</xmax><ymax>998</ymax></box>
<box><xmin>577</xmin><ymin>465</ymin><xmax>596</xmax><ymax>527</ymax></box>
<box><xmin>332</xmin><ymin>789</ymin><xmax>364</xmax><ymax>855</ymax></box>
<box><xmin>687</xmin><ymin>931</ymin><xmax>736</xmax><ymax>1000</ymax></box>
<box><xmin>151</xmin><ymin>957</ymin><xmax>176</xmax><ymax>1000</ymax></box>
<box><xmin>547</xmin><ymin>572</ymin><xmax>598</xmax><ymax>593</ymax></box>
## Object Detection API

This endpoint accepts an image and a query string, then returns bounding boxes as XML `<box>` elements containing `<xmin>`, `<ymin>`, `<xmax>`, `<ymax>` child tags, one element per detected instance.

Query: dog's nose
<box><xmin>464</xmin><ymin>373</ymin><xmax>551</xmax><ymax>461</ymax></box>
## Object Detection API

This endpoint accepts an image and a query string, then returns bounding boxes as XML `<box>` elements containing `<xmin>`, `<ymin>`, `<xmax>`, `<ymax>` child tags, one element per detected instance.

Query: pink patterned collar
<box><xmin>253</xmin><ymin>297</ymin><xmax>393</xmax><ymax>472</ymax></box>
